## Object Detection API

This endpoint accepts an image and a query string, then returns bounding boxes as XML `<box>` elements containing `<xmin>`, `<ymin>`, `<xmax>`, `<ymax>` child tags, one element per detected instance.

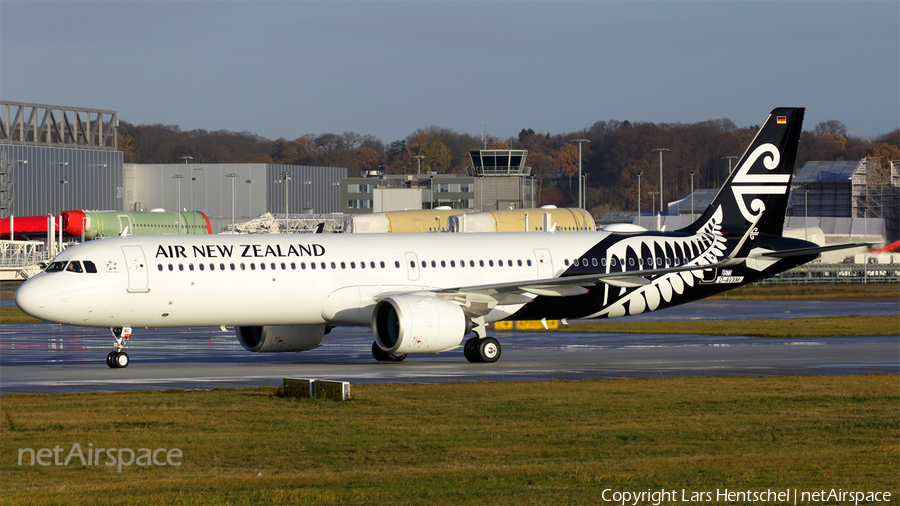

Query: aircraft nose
<box><xmin>15</xmin><ymin>278</ymin><xmax>46</xmax><ymax>319</ymax></box>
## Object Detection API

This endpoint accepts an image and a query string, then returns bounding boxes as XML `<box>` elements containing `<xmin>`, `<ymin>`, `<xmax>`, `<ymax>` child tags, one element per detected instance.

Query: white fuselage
<box><xmin>16</xmin><ymin>232</ymin><xmax>610</xmax><ymax>328</ymax></box>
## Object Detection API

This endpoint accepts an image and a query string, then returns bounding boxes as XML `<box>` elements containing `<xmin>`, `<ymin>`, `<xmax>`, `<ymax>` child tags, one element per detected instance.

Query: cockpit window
<box><xmin>46</xmin><ymin>261</ymin><xmax>68</xmax><ymax>272</ymax></box>
<box><xmin>66</xmin><ymin>261</ymin><xmax>84</xmax><ymax>273</ymax></box>
<box><xmin>83</xmin><ymin>261</ymin><xmax>98</xmax><ymax>273</ymax></box>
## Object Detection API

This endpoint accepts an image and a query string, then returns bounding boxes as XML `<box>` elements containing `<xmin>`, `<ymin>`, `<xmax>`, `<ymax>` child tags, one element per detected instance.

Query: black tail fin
<box><xmin>680</xmin><ymin>107</ymin><xmax>804</xmax><ymax>237</ymax></box>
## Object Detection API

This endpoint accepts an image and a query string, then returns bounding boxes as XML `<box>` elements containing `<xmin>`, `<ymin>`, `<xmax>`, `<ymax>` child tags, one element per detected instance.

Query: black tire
<box><xmin>463</xmin><ymin>338</ymin><xmax>481</xmax><ymax>363</ymax></box>
<box><xmin>372</xmin><ymin>341</ymin><xmax>389</xmax><ymax>361</ymax></box>
<box><xmin>372</xmin><ymin>342</ymin><xmax>407</xmax><ymax>362</ymax></box>
<box><xmin>114</xmin><ymin>351</ymin><xmax>130</xmax><ymax>368</ymax></box>
<box><xmin>477</xmin><ymin>337</ymin><xmax>501</xmax><ymax>363</ymax></box>
<box><xmin>106</xmin><ymin>351</ymin><xmax>118</xmax><ymax>368</ymax></box>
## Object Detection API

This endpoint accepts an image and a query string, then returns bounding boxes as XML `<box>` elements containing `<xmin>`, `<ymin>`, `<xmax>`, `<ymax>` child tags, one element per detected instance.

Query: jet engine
<box><xmin>236</xmin><ymin>325</ymin><xmax>327</xmax><ymax>352</ymax></box>
<box><xmin>372</xmin><ymin>295</ymin><xmax>466</xmax><ymax>354</ymax></box>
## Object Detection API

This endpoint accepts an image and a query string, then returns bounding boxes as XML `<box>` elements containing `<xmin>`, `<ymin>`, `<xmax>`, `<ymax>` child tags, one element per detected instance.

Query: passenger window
<box><xmin>83</xmin><ymin>261</ymin><xmax>98</xmax><ymax>273</ymax></box>
<box><xmin>564</xmin><ymin>259</ymin><xmax>569</xmax><ymax>266</ymax></box>
<box><xmin>611</xmin><ymin>258</ymin><xmax>617</xmax><ymax>267</ymax></box>
<box><xmin>221</xmin><ymin>263</ymin><xmax>226</xmax><ymax>271</ymax></box>
<box><xmin>179</xmin><ymin>264</ymin><xmax>184</xmax><ymax>271</ymax></box>
<box><xmin>321</xmin><ymin>262</ymin><xmax>326</xmax><ymax>269</ymax></box>
<box><xmin>157</xmin><ymin>265</ymin><xmax>163</xmax><ymax>272</ymax></box>
<box><xmin>361</xmin><ymin>261</ymin><xmax>366</xmax><ymax>269</ymax></box>
<box><xmin>509</xmin><ymin>259</ymin><xmax>514</xmax><ymax>266</ymax></box>
<box><xmin>240</xmin><ymin>264</ymin><xmax>245</xmax><ymax>270</ymax></box>
<box><xmin>601</xmin><ymin>258</ymin><xmax>607</xmax><ymax>267</ymax></box>
<box><xmin>657</xmin><ymin>258</ymin><xmax>663</xmax><ymax>266</ymax></box>
<box><xmin>450</xmin><ymin>260</ymin><xmax>456</xmax><ymax>267</ymax></box>
<box><xmin>394</xmin><ymin>261</ymin><xmax>400</xmax><ymax>268</ymax></box>
<box><xmin>527</xmin><ymin>260</ymin><xmax>532</xmax><ymax>266</ymax></box>
<box><xmin>591</xmin><ymin>258</ymin><xmax>598</xmax><ymax>267</ymax></box>
<box><xmin>340</xmin><ymin>262</ymin><xmax>346</xmax><ymax>269</ymax></box>
<box><xmin>380</xmin><ymin>261</ymin><xmax>385</xmax><ymax>268</ymax></box>
<box><xmin>350</xmin><ymin>262</ymin><xmax>356</xmax><ymax>269</ymax></box>
<box><xmin>628</xmin><ymin>258</ymin><xmax>635</xmax><ymax>267</ymax></box>
<box><xmin>189</xmin><ymin>264</ymin><xmax>195</xmax><ymax>271</ymax></box>
<box><xmin>167</xmin><ymin>264</ymin><xmax>173</xmax><ymax>271</ymax></box>
<box><xmin>291</xmin><ymin>262</ymin><xmax>296</xmax><ymax>269</ymax></box>
<box><xmin>498</xmin><ymin>260</ymin><xmax>503</xmax><ymax>266</ymax></box>
<box><xmin>300</xmin><ymin>263</ymin><xmax>305</xmax><ymax>270</ymax></box>
<box><xmin>330</xmin><ymin>262</ymin><xmax>336</xmax><ymax>269</ymax></box>
<box><xmin>431</xmin><ymin>261</ymin><xmax>436</xmax><ymax>268</ymax></box>
<box><xmin>409</xmin><ymin>261</ymin><xmax>414</xmax><ymax>268</ymax></box>
<box><xmin>210</xmin><ymin>264</ymin><xmax>216</xmax><ymax>271</ymax></box>
<box><xmin>469</xmin><ymin>260</ymin><xmax>475</xmax><ymax>267</ymax></box>
<box><xmin>582</xmin><ymin>259</ymin><xmax>588</xmax><ymax>266</ymax></box>
<box><xmin>310</xmin><ymin>263</ymin><xmax>315</xmax><ymax>270</ymax></box>
<box><xmin>489</xmin><ymin>260</ymin><xmax>494</xmax><ymax>267</ymax></box>
<box><xmin>479</xmin><ymin>260</ymin><xmax>484</xmax><ymax>267</ymax></box>
<box><xmin>200</xmin><ymin>264</ymin><xmax>206</xmax><ymax>271</ymax></box>
<box><xmin>440</xmin><ymin>260</ymin><xmax>446</xmax><ymax>267</ymax></box>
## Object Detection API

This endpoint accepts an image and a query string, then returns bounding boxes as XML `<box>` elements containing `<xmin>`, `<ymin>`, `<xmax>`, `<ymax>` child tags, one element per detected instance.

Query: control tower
<box><xmin>467</xmin><ymin>149</ymin><xmax>535</xmax><ymax>210</ymax></box>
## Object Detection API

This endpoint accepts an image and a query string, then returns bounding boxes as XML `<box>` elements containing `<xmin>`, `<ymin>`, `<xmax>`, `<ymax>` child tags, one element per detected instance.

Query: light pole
<box><xmin>227</xmin><ymin>173</ymin><xmax>237</xmax><ymax>233</ymax></box>
<box><xmin>281</xmin><ymin>171</ymin><xmax>291</xmax><ymax>233</ymax></box>
<box><xmin>651</xmin><ymin>148</ymin><xmax>669</xmax><ymax>218</ymax></box>
<box><xmin>571</xmin><ymin>139</ymin><xmax>590</xmax><ymax>209</ymax></box>
<box><xmin>191</xmin><ymin>167</ymin><xmax>203</xmax><ymax>212</ymax></box>
<box><xmin>637</xmin><ymin>172</ymin><xmax>642</xmax><ymax>226</ymax></box>
<box><xmin>172</xmin><ymin>174</ymin><xmax>184</xmax><ymax>234</ymax></box>
<box><xmin>804</xmin><ymin>188</ymin><xmax>808</xmax><ymax>241</ymax></box>
<box><xmin>413</xmin><ymin>155</ymin><xmax>425</xmax><ymax>175</ymax></box>
<box><xmin>690</xmin><ymin>171</ymin><xmax>694</xmax><ymax>220</ymax></box>
<box><xmin>246</xmin><ymin>179</ymin><xmax>253</xmax><ymax>218</ymax></box>
<box><xmin>648</xmin><ymin>191</ymin><xmax>659</xmax><ymax>219</ymax></box>
<box><xmin>60</xmin><ymin>180</ymin><xmax>68</xmax><ymax>213</ymax></box>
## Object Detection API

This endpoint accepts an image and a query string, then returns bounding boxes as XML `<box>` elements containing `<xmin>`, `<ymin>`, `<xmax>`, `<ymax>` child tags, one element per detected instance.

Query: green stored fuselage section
<box><xmin>81</xmin><ymin>211</ymin><xmax>210</xmax><ymax>239</ymax></box>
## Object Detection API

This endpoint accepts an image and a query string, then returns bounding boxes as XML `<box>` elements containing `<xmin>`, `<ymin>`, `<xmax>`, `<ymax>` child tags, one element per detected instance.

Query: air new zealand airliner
<box><xmin>15</xmin><ymin>108</ymin><xmax>866</xmax><ymax>368</ymax></box>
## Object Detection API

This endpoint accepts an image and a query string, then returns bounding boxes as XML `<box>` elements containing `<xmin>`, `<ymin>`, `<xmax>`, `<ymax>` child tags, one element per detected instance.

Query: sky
<box><xmin>1</xmin><ymin>1</ymin><xmax>898</xmax><ymax>144</ymax></box>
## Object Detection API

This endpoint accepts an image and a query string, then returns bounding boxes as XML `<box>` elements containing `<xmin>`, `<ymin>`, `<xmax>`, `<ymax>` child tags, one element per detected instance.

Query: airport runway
<box><xmin>1</xmin><ymin>299</ymin><xmax>897</xmax><ymax>394</ymax></box>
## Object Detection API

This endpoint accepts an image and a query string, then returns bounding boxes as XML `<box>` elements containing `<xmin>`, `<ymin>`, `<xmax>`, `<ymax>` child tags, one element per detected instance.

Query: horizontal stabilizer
<box><xmin>753</xmin><ymin>243</ymin><xmax>875</xmax><ymax>259</ymax></box>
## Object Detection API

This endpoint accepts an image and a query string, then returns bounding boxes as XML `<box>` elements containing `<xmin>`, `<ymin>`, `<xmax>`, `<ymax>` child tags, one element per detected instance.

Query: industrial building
<box><xmin>788</xmin><ymin>158</ymin><xmax>898</xmax><ymax>241</ymax></box>
<box><xmin>339</xmin><ymin>149</ymin><xmax>536</xmax><ymax>214</ymax></box>
<box><xmin>1</xmin><ymin>101</ymin><xmax>347</xmax><ymax>233</ymax></box>
<box><xmin>1</xmin><ymin>102</ymin><xmax>123</xmax><ymax>218</ymax></box>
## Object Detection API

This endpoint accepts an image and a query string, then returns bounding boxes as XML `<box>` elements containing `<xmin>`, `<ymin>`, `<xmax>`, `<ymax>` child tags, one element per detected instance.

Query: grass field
<box><xmin>538</xmin><ymin>314</ymin><xmax>899</xmax><ymax>338</ymax></box>
<box><xmin>1</xmin><ymin>375</ymin><xmax>897</xmax><ymax>505</ymax></box>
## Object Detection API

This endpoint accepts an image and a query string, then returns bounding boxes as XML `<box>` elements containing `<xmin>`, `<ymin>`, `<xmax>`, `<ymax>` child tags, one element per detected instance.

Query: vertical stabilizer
<box><xmin>680</xmin><ymin>108</ymin><xmax>804</xmax><ymax>237</ymax></box>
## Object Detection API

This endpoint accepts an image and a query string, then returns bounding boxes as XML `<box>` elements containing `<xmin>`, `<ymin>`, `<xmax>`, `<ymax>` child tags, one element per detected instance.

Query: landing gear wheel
<box><xmin>371</xmin><ymin>341</ymin><xmax>407</xmax><ymax>362</ymax></box>
<box><xmin>113</xmin><ymin>351</ymin><xmax>130</xmax><ymax>368</ymax></box>
<box><xmin>463</xmin><ymin>337</ymin><xmax>480</xmax><ymax>363</ymax></box>
<box><xmin>106</xmin><ymin>351</ymin><xmax>118</xmax><ymax>368</ymax></box>
<box><xmin>477</xmin><ymin>337</ymin><xmax>501</xmax><ymax>363</ymax></box>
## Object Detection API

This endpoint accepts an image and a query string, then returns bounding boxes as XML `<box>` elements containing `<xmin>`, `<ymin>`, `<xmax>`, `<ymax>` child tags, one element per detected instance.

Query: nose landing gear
<box><xmin>107</xmin><ymin>326</ymin><xmax>132</xmax><ymax>368</ymax></box>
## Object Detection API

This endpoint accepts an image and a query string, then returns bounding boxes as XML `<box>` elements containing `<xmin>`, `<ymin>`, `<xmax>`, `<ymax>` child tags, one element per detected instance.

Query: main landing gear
<box><xmin>463</xmin><ymin>336</ymin><xmax>501</xmax><ymax>363</ymax></box>
<box><xmin>107</xmin><ymin>326</ymin><xmax>132</xmax><ymax>368</ymax></box>
<box><xmin>463</xmin><ymin>318</ymin><xmax>501</xmax><ymax>363</ymax></box>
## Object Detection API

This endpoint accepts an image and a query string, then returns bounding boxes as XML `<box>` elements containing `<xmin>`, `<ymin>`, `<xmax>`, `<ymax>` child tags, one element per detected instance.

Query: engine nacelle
<box><xmin>372</xmin><ymin>295</ymin><xmax>466</xmax><ymax>354</ymax></box>
<box><xmin>236</xmin><ymin>325</ymin><xmax>326</xmax><ymax>352</ymax></box>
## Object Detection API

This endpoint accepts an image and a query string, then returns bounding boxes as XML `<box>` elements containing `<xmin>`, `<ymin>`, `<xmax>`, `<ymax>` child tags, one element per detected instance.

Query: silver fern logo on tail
<box><xmin>730</xmin><ymin>143</ymin><xmax>790</xmax><ymax>222</ymax></box>
<box><xmin>590</xmin><ymin>206</ymin><xmax>727</xmax><ymax>318</ymax></box>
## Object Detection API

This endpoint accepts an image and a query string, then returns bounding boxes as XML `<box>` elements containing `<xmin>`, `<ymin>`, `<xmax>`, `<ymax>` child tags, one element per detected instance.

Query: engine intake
<box><xmin>372</xmin><ymin>295</ymin><xmax>466</xmax><ymax>354</ymax></box>
<box><xmin>236</xmin><ymin>325</ymin><xmax>326</xmax><ymax>352</ymax></box>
